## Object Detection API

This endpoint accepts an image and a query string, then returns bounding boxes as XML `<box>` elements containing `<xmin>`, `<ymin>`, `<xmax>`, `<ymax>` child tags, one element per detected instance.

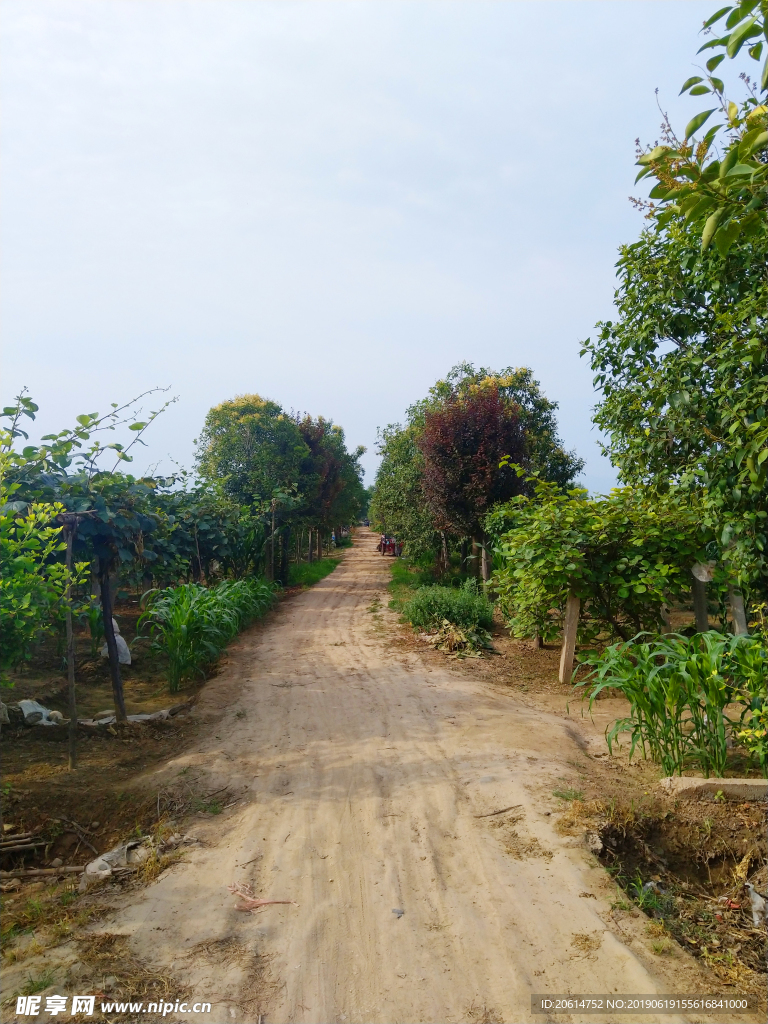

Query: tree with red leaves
<box><xmin>417</xmin><ymin>381</ymin><xmax>527</xmax><ymax>576</ymax></box>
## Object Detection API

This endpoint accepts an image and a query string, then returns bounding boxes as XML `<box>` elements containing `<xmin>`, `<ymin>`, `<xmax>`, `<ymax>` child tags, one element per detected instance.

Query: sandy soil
<box><xmin>70</xmin><ymin>530</ymin><xmax>736</xmax><ymax>1024</ymax></box>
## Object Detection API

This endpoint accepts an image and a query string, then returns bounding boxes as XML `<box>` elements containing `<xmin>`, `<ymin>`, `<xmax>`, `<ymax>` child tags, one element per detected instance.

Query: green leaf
<box><xmin>726</xmin><ymin>17</ymin><xmax>759</xmax><ymax>57</ymax></box>
<box><xmin>685</xmin><ymin>196</ymin><xmax>716</xmax><ymax>222</ymax></box>
<box><xmin>703</xmin><ymin>6</ymin><xmax>732</xmax><ymax>30</ymax></box>
<box><xmin>726</xmin><ymin>162</ymin><xmax>757</xmax><ymax>176</ymax></box>
<box><xmin>129</xmin><ymin>421</ymin><xmax>148</xmax><ymax>431</ymax></box>
<box><xmin>698</xmin><ymin>35</ymin><xmax>730</xmax><ymax>53</ymax></box>
<box><xmin>701</xmin><ymin>207</ymin><xmax>725</xmax><ymax>250</ymax></box>
<box><xmin>719</xmin><ymin>145</ymin><xmax>742</xmax><ymax>177</ymax></box>
<box><xmin>689</xmin><ymin>85</ymin><xmax>713</xmax><ymax>95</ymax></box>
<box><xmin>706</xmin><ymin>53</ymin><xmax>727</xmax><ymax>71</ymax></box>
<box><xmin>726</xmin><ymin>6</ymin><xmax>748</xmax><ymax>29</ymax></box>
<box><xmin>740</xmin><ymin>128</ymin><xmax>768</xmax><ymax>158</ymax></box>
<box><xmin>708</xmin><ymin>77</ymin><xmax>725</xmax><ymax>92</ymax></box>
<box><xmin>714</xmin><ymin>218</ymin><xmax>742</xmax><ymax>255</ymax></box>
<box><xmin>748</xmin><ymin>41</ymin><xmax>763</xmax><ymax>59</ymax></box>
<box><xmin>680</xmin><ymin>76</ymin><xmax>704</xmax><ymax>93</ymax></box>
<box><xmin>685</xmin><ymin>109</ymin><xmax>716</xmax><ymax>138</ymax></box>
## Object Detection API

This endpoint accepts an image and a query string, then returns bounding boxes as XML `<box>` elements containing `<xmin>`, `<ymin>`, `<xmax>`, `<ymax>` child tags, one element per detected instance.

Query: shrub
<box><xmin>578</xmin><ymin>631</ymin><xmax>767</xmax><ymax>777</ymax></box>
<box><xmin>402</xmin><ymin>581</ymin><xmax>493</xmax><ymax>632</ymax></box>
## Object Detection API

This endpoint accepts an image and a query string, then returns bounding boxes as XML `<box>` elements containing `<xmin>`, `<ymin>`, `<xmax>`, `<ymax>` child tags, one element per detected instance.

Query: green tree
<box><xmin>635</xmin><ymin>1</ymin><xmax>767</xmax><ymax>252</ymax></box>
<box><xmin>370</xmin><ymin>363</ymin><xmax>583</xmax><ymax>563</ymax></box>
<box><xmin>196</xmin><ymin>395</ymin><xmax>309</xmax><ymax>509</ymax></box>
<box><xmin>582</xmin><ymin>167</ymin><xmax>767</xmax><ymax>597</ymax></box>
<box><xmin>369</xmin><ymin>421</ymin><xmax>437</xmax><ymax>558</ymax></box>
<box><xmin>490</xmin><ymin>473</ymin><xmax>709</xmax><ymax>644</ymax></box>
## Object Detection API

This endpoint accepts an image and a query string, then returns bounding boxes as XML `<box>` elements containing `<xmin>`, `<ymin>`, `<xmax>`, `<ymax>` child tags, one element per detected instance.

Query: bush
<box><xmin>578</xmin><ymin>631</ymin><xmax>767</xmax><ymax>777</ymax></box>
<box><xmin>402</xmin><ymin>580</ymin><xmax>493</xmax><ymax>632</ymax></box>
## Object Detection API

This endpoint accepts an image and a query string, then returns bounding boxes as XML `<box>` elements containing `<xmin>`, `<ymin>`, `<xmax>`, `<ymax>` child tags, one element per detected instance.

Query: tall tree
<box><xmin>582</xmin><ymin>3</ymin><xmax>768</xmax><ymax>599</ymax></box>
<box><xmin>370</xmin><ymin>363</ymin><xmax>582</xmax><ymax>563</ymax></box>
<box><xmin>196</xmin><ymin>395</ymin><xmax>309</xmax><ymax>509</ymax></box>
<box><xmin>417</xmin><ymin>381</ymin><xmax>527</xmax><ymax>553</ymax></box>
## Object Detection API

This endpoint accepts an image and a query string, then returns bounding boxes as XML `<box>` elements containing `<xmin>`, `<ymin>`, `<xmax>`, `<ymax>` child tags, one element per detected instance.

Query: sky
<box><xmin>1</xmin><ymin>0</ymin><xmax>717</xmax><ymax>493</ymax></box>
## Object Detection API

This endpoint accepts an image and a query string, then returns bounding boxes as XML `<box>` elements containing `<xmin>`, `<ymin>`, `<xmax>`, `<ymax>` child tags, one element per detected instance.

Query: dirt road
<box><xmin>104</xmin><ymin>530</ymin><xmax>697</xmax><ymax>1023</ymax></box>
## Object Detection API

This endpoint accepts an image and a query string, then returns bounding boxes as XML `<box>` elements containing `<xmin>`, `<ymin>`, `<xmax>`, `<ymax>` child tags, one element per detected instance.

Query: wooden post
<box><xmin>480</xmin><ymin>543</ymin><xmax>490</xmax><ymax>583</ymax></box>
<box><xmin>99</xmin><ymin>556</ymin><xmax>127</xmax><ymax>722</ymax></box>
<box><xmin>65</xmin><ymin>525</ymin><xmax>78</xmax><ymax>770</ymax></box>
<box><xmin>729</xmin><ymin>586</ymin><xmax>748</xmax><ymax>635</ymax></box>
<box><xmin>471</xmin><ymin>538</ymin><xmax>481</xmax><ymax>578</ymax></box>
<box><xmin>692</xmin><ymin>577</ymin><xmax>709</xmax><ymax>632</ymax></box>
<box><xmin>270</xmin><ymin>500</ymin><xmax>276</xmax><ymax>582</ymax></box>
<box><xmin>558</xmin><ymin>593</ymin><xmax>580</xmax><ymax>684</ymax></box>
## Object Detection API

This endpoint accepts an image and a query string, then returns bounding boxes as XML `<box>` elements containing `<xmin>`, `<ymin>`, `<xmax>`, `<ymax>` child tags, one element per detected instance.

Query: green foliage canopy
<box><xmin>490</xmin><ymin>473</ymin><xmax>709</xmax><ymax>644</ymax></box>
<box><xmin>635</xmin><ymin>1</ymin><xmax>767</xmax><ymax>253</ymax></box>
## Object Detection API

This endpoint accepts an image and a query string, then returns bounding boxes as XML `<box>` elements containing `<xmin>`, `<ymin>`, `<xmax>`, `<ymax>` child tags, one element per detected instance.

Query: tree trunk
<box><xmin>460</xmin><ymin>538</ymin><xmax>468</xmax><ymax>572</ymax></box>
<box><xmin>317</xmin><ymin>530</ymin><xmax>323</xmax><ymax>562</ymax></box>
<box><xmin>280</xmin><ymin>525</ymin><xmax>291</xmax><ymax>585</ymax></box>
<box><xmin>729</xmin><ymin>586</ymin><xmax>748</xmax><ymax>635</ymax></box>
<box><xmin>692</xmin><ymin>576</ymin><xmax>709</xmax><ymax>632</ymax></box>
<box><xmin>65</xmin><ymin>526</ymin><xmax>78</xmax><ymax>770</ymax></box>
<box><xmin>99</xmin><ymin>556</ymin><xmax>127</xmax><ymax>722</ymax></box>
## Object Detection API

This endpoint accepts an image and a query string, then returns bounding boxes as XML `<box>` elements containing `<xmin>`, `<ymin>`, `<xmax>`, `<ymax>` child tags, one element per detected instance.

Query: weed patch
<box><xmin>402</xmin><ymin>583</ymin><xmax>493</xmax><ymax>632</ymax></box>
<box><xmin>288</xmin><ymin>557</ymin><xmax>340</xmax><ymax>588</ymax></box>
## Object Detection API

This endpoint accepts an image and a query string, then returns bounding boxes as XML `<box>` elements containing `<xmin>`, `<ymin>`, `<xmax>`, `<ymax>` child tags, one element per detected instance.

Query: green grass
<box><xmin>288</xmin><ymin>557</ymin><xmax>340</xmax><ymax>588</ymax></box>
<box><xmin>387</xmin><ymin>557</ymin><xmax>443</xmax><ymax>611</ymax></box>
<box><xmin>20</xmin><ymin>970</ymin><xmax>56</xmax><ymax>995</ymax></box>
<box><xmin>553</xmin><ymin>787</ymin><xmax>585</xmax><ymax>802</ymax></box>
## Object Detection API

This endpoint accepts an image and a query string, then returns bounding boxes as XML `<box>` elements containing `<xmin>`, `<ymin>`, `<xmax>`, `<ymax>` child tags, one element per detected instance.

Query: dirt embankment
<box><xmin>2</xmin><ymin>530</ymin><xmax>764</xmax><ymax>1024</ymax></box>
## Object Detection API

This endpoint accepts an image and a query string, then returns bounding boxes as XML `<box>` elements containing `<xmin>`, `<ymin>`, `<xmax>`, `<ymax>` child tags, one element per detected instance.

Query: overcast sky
<box><xmin>2</xmin><ymin>0</ymin><xmax>716</xmax><ymax>492</ymax></box>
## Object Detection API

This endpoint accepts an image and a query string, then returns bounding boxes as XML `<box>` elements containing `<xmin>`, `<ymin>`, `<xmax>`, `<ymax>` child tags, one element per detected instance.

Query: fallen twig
<box><xmin>0</xmin><ymin>842</ymin><xmax>48</xmax><ymax>854</ymax></box>
<box><xmin>1</xmin><ymin>866</ymin><xmax>84</xmax><ymax>877</ymax></box>
<box><xmin>227</xmin><ymin>881</ymin><xmax>298</xmax><ymax>914</ymax></box>
<box><xmin>473</xmin><ymin>805</ymin><xmax>522</xmax><ymax>818</ymax></box>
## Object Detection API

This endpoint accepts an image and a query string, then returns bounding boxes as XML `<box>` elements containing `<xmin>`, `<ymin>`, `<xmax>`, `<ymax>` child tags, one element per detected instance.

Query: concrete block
<box><xmin>659</xmin><ymin>777</ymin><xmax>767</xmax><ymax>801</ymax></box>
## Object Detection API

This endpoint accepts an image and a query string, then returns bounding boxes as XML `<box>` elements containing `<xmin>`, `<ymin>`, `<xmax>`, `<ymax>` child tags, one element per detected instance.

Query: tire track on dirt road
<box><xmin>94</xmin><ymin>530</ymin><xmax>717</xmax><ymax>1023</ymax></box>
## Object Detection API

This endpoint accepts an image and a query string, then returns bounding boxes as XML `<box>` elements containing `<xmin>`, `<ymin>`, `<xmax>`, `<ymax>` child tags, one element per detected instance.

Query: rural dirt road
<box><xmin>101</xmin><ymin>530</ymin><xmax>707</xmax><ymax>1023</ymax></box>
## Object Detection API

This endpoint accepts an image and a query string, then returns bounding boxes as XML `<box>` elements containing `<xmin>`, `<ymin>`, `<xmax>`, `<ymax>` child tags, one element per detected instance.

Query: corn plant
<box><xmin>138</xmin><ymin>577</ymin><xmax>275</xmax><ymax>692</ymax></box>
<box><xmin>577</xmin><ymin>631</ymin><xmax>767</xmax><ymax>777</ymax></box>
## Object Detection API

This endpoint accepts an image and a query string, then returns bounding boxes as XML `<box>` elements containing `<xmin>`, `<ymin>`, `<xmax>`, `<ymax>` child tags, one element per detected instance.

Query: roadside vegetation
<box><xmin>371</xmin><ymin>1</ymin><xmax>767</xmax><ymax>780</ymax></box>
<box><xmin>0</xmin><ymin>386</ymin><xmax>365</xmax><ymax>801</ymax></box>
<box><xmin>288</xmin><ymin>556</ymin><xmax>341</xmax><ymax>589</ymax></box>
